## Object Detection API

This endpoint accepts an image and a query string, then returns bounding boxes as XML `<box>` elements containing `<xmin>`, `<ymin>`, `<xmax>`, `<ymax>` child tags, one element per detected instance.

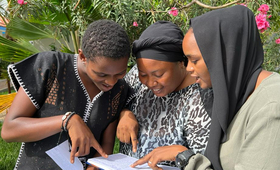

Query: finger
<box><xmin>116</xmin><ymin>128</ymin><xmax>121</xmax><ymax>141</ymax></box>
<box><xmin>130</xmin><ymin>154</ymin><xmax>151</xmax><ymax>167</ymax></box>
<box><xmin>149</xmin><ymin>160</ymin><xmax>159</xmax><ymax>169</ymax></box>
<box><xmin>84</xmin><ymin>140</ymin><xmax>90</xmax><ymax>156</ymax></box>
<box><xmin>124</xmin><ymin>132</ymin><xmax>130</xmax><ymax>144</ymax></box>
<box><xmin>148</xmin><ymin>161</ymin><xmax>162</xmax><ymax>170</ymax></box>
<box><xmin>90</xmin><ymin>138</ymin><xmax>108</xmax><ymax>158</ymax></box>
<box><xmin>70</xmin><ymin>142</ymin><xmax>78</xmax><ymax>164</ymax></box>
<box><xmin>130</xmin><ymin>133</ymin><xmax>138</xmax><ymax>153</ymax></box>
<box><xmin>75</xmin><ymin>139</ymin><xmax>90</xmax><ymax>157</ymax></box>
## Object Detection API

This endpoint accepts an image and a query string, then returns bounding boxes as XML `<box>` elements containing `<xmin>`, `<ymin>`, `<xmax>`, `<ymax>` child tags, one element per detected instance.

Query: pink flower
<box><xmin>17</xmin><ymin>0</ymin><xmax>27</xmax><ymax>5</ymax></box>
<box><xmin>258</xmin><ymin>4</ymin><xmax>269</xmax><ymax>14</ymax></box>
<box><xmin>255</xmin><ymin>13</ymin><xmax>270</xmax><ymax>33</ymax></box>
<box><xmin>133</xmin><ymin>21</ymin><xmax>138</xmax><ymax>27</ymax></box>
<box><xmin>276</xmin><ymin>38</ymin><xmax>280</xmax><ymax>44</ymax></box>
<box><xmin>168</xmin><ymin>7</ymin><xmax>178</xmax><ymax>17</ymax></box>
<box><xmin>239</xmin><ymin>3</ymin><xmax>247</xmax><ymax>7</ymax></box>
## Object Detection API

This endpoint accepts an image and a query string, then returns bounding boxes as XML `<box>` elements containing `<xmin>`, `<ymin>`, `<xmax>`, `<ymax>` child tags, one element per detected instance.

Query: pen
<box><xmin>86</xmin><ymin>162</ymin><xmax>104</xmax><ymax>170</ymax></box>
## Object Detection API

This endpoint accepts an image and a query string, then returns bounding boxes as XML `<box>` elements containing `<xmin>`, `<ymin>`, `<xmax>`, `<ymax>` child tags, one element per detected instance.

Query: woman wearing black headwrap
<box><xmin>117</xmin><ymin>21</ymin><xmax>213</xmax><ymax>168</ymax></box>
<box><xmin>182</xmin><ymin>5</ymin><xmax>280</xmax><ymax>170</ymax></box>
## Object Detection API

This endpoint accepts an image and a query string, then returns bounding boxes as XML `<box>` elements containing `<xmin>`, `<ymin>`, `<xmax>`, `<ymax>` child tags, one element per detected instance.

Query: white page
<box><xmin>87</xmin><ymin>153</ymin><xmax>179</xmax><ymax>170</ymax></box>
<box><xmin>46</xmin><ymin>140</ymin><xmax>83</xmax><ymax>170</ymax></box>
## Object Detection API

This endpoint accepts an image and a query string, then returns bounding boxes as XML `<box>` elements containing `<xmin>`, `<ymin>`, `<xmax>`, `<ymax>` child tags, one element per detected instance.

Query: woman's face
<box><xmin>137</xmin><ymin>58</ymin><xmax>186</xmax><ymax>97</ymax></box>
<box><xmin>85</xmin><ymin>56</ymin><xmax>128</xmax><ymax>92</ymax></box>
<box><xmin>182</xmin><ymin>29</ymin><xmax>212</xmax><ymax>89</ymax></box>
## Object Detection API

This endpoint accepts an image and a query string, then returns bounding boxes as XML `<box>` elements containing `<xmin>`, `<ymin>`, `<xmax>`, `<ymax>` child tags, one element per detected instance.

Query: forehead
<box><xmin>89</xmin><ymin>56</ymin><xmax>128</xmax><ymax>72</ymax></box>
<box><xmin>182</xmin><ymin>30</ymin><xmax>202</xmax><ymax>58</ymax></box>
<box><xmin>137</xmin><ymin>58</ymin><xmax>175</xmax><ymax>71</ymax></box>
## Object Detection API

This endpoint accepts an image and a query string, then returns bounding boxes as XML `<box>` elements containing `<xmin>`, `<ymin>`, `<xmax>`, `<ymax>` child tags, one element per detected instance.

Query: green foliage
<box><xmin>0</xmin><ymin>36</ymin><xmax>38</xmax><ymax>63</ymax></box>
<box><xmin>100</xmin><ymin>0</ymin><xmax>280</xmax><ymax>72</ymax></box>
<box><xmin>0</xmin><ymin>122</ymin><xmax>21</xmax><ymax>170</ymax></box>
<box><xmin>7</xmin><ymin>17</ymin><xmax>54</xmax><ymax>40</ymax></box>
<box><xmin>0</xmin><ymin>59</ymin><xmax>10</xmax><ymax>80</ymax></box>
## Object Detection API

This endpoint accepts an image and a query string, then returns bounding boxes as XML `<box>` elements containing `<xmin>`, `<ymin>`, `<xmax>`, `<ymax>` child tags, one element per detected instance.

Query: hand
<box><xmin>67</xmin><ymin>114</ymin><xmax>108</xmax><ymax>163</ymax></box>
<box><xmin>130</xmin><ymin>145</ymin><xmax>188</xmax><ymax>170</ymax></box>
<box><xmin>116</xmin><ymin>109</ymin><xmax>139</xmax><ymax>152</ymax></box>
<box><xmin>86</xmin><ymin>162</ymin><xmax>100</xmax><ymax>170</ymax></box>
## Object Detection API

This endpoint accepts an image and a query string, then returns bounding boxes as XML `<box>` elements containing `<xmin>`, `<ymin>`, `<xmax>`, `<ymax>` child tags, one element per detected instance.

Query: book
<box><xmin>46</xmin><ymin>140</ymin><xmax>83</xmax><ymax>170</ymax></box>
<box><xmin>87</xmin><ymin>153</ymin><xmax>180</xmax><ymax>170</ymax></box>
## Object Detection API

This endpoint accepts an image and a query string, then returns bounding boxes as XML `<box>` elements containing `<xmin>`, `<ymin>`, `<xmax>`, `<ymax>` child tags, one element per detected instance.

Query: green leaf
<box><xmin>7</xmin><ymin>17</ymin><xmax>55</xmax><ymax>41</ymax></box>
<box><xmin>0</xmin><ymin>36</ymin><xmax>37</xmax><ymax>63</ymax></box>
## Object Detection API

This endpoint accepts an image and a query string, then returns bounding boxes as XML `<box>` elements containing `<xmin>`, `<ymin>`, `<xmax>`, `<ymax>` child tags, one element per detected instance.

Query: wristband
<box><xmin>61</xmin><ymin>112</ymin><xmax>71</xmax><ymax>129</ymax></box>
<box><xmin>63</xmin><ymin>112</ymin><xmax>76</xmax><ymax>132</ymax></box>
<box><xmin>57</xmin><ymin>112</ymin><xmax>74</xmax><ymax>145</ymax></box>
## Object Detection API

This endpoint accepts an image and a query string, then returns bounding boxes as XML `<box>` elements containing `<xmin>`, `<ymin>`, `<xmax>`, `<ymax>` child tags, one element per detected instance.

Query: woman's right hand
<box><xmin>116</xmin><ymin>109</ymin><xmax>139</xmax><ymax>152</ymax></box>
<box><xmin>66</xmin><ymin>114</ymin><xmax>108</xmax><ymax>164</ymax></box>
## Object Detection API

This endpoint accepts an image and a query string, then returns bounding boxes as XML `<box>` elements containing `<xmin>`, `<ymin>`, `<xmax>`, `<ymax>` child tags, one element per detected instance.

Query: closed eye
<box><xmin>191</xmin><ymin>60</ymin><xmax>198</xmax><ymax>64</ymax></box>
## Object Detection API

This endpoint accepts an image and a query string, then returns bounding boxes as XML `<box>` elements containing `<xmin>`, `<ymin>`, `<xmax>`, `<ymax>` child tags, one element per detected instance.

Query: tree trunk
<box><xmin>6</xmin><ymin>78</ymin><xmax>11</xmax><ymax>94</ymax></box>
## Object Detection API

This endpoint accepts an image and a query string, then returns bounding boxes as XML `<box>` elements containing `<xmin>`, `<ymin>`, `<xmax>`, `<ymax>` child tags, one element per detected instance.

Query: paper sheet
<box><xmin>46</xmin><ymin>140</ymin><xmax>83</xmax><ymax>170</ymax></box>
<box><xmin>87</xmin><ymin>153</ymin><xmax>180</xmax><ymax>170</ymax></box>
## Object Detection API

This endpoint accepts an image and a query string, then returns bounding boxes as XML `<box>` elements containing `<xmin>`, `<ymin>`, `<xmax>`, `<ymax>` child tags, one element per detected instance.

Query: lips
<box><xmin>152</xmin><ymin>88</ymin><xmax>162</xmax><ymax>94</ymax></box>
<box><xmin>102</xmin><ymin>83</ymin><xmax>113</xmax><ymax>91</ymax></box>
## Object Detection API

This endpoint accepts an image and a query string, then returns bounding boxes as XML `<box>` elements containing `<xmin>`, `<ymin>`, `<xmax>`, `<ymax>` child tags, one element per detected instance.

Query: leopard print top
<box><xmin>120</xmin><ymin>65</ymin><xmax>213</xmax><ymax>166</ymax></box>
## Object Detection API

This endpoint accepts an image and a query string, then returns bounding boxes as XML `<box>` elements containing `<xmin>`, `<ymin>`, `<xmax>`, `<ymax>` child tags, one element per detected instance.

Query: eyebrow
<box><xmin>92</xmin><ymin>68</ymin><xmax>127</xmax><ymax>75</ymax></box>
<box><xmin>138</xmin><ymin>69</ymin><xmax>161</xmax><ymax>74</ymax></box>
<box><xmin>185</xmin><ymin>54</ymin><xmax>199</xmax><ymax>59</ymax></box>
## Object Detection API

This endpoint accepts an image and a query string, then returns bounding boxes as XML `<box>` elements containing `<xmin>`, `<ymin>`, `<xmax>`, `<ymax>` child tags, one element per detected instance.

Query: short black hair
<box><xmin>81</xmin><ymin>19</ymin><xmax>130</xmax><ymax>61</ymax></box>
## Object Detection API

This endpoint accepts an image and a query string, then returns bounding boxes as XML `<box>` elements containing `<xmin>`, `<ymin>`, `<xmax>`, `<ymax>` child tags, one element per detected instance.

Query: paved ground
<box><xmin>0</xmin><ymin>79</ymin><xmax>7</xmax><ymax>91</ymax></box>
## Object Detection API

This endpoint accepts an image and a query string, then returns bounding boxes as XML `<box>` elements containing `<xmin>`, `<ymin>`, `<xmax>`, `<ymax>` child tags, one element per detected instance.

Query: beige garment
<box><xmin>185</xmin><ymin>72</ymin><xmax>280</xmax><ymax>170</ymax></box>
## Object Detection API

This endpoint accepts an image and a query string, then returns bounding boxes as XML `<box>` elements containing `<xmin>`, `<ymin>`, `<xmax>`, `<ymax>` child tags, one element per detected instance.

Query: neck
<box><xmin>254</xmin><ymin>70</ymin><xmax>272</xmax><ymax>91</ymax></box>
<box><xmin>175</xmin><ymin>71</ymin><xmax>196</xmax><ymax>91</ymax></box>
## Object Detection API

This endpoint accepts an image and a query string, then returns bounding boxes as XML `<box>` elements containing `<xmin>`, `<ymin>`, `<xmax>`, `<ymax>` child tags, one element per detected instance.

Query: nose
<box><xmin>145</xmin><ymin>77</ymin><xmax>157</xmax><ymax>88</ymax></box>
<box><xmin>105</xmin><ymin>76</ymin><xmax>118</xmax><ymax>86</ymax></box>
<box><xmin>186</xmin><ymin>62</ymin><xmax>194</xmax><ymax>73</ymax></box>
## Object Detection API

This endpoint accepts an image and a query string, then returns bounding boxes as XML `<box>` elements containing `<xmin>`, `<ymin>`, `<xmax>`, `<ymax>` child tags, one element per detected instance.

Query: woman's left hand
<box><xmin>130</xmin><ymin>145</ymin><xmax>188</xmax><ymax>170</ymax></box>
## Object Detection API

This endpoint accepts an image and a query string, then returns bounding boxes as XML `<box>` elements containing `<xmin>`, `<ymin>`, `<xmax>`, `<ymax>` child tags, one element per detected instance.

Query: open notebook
<box><xmin>87</xmin><ymin>153</ymin><xmax>180</xmax><ymax>170</ymax></box>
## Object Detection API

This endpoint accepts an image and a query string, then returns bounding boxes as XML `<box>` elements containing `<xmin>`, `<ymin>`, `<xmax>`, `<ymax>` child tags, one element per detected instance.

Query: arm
<box><xmin>94</xmin><ymin>119</ymin><xmax>118</xmax><ymax>157</ymax></box>
<box><xmin>86</xmin><ymin>119</ymin><xmax>118</xmax><ymax>170</ymax></box>
<box><xmin>116</xmin><ymin>108</ymin><xmax>139</xmax><ymax>152</ymax></box>
<box><xmin>187</xmin><ymin>101</ymin><xmax>280</xmax><ymax>170</ymax></box>
<box><xmin>226</xmin><ymin>102</ymin><xmax>280</xmax><ymax>169</ymax></box>
<box><xmin>1</xmin><ymin>87</ymin><xmax>107</xmax><ymax>164</ymax></box>
<box><xmin>1</xmin><ymin>87</ymin><xmax>62</xmax><ymax>142</ymax></box>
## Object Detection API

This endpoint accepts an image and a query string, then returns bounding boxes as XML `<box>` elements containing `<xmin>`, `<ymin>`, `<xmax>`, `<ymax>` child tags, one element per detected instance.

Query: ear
<box><xmin>78</xmin><ymin>49</ymin><xmax>87</xmax><ymax>63</ymax></box>
<box><xmin>179</xmin><ymin>61</ymin><xmax>185</xmax><ymax>69</ymax></box>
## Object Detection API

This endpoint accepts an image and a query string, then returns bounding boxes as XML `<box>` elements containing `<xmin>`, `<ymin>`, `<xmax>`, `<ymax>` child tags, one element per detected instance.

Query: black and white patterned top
<box><xmin>120</xmin><ymin>65</ymin><xmax>213</xmax><ymax>166</ymax></box>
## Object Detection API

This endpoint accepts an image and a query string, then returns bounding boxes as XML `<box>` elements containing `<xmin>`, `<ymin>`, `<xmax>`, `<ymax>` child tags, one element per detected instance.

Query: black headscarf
<box><xmin>132</xmin><ymin>21</ymin><xmax>185</xmax><ymax>63</ymax></box>
<box><xmin>190</xmin><ymin>5</ymin><xmax>263</xmax><ymax>170</ymax></box>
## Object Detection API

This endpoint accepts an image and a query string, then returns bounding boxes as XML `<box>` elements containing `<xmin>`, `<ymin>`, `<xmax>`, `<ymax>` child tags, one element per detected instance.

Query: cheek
<box><xmin>138</xmin><ymin>76</ymin><xmax>147</xmax><ymax>85</ymax></box>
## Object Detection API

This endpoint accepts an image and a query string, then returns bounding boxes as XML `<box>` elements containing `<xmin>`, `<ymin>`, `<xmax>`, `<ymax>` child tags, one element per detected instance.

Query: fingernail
<box><xmin>71</xmin><ymin>160</ymin><xmax>74</xmax><ymax>164</ymax></box>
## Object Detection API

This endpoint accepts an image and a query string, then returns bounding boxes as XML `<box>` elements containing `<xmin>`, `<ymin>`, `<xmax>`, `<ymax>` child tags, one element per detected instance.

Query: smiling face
<box><xmin>182</xmin><ymin>28</ymin><xmax>212</xmax><ymax>89</ymax></box>
<box><xmin>84</xmin><ymin>56</ymin><xmax>128</xmax><ymax>92</ymax></box>
<box><xmin>137</xmin><ymin>58</ymin><xmax>186</xmax><ymax>97</ymax></box>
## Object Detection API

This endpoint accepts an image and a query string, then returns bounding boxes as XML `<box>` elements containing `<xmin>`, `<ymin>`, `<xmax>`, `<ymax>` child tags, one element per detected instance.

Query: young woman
<box><xmin>1</xmin><ymin>20</ymin><xmax>133</xmax><ymax>170</ymax></box>
<box><xmin>132</xmin><ymin>5</ymin><xmax>280</xmax><ymax>170</ymax></box>
<box><xmin>117</xmin><ymin>21</ymin><xmax>213</xmax><ymax>168</ymax></box>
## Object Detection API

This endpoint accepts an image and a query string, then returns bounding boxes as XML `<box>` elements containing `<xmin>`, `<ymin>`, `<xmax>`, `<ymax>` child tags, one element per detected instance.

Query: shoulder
<box><xmin>242</xmin><ymin>73</ymin><xmax>280</xmax><ymax>116</ymax></box>
<box><xmin>14</xmin><ymin>51</ymin><xmax>74</xmax><ymax>66</ymax></box>
<box><xmin>254</xmin><ymin>72</ymin><xmax>280</xmax><ymax>101</ymax></box>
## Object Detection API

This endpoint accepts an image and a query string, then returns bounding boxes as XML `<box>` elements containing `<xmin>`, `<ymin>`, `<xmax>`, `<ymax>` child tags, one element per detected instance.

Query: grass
<box><xmin>0</xmin><ymin>89</ymin><xmax>16</xmax><ymax>95</ymax></box>
<box><xmin>0</xmin><ymin>122</ymin><xmax>21</xmax><ymax>170</ymax></box>
<box><xmin>0</xmin><ymin>121</ymin><xmax>120</xmax><ymax>170</ymax></box>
